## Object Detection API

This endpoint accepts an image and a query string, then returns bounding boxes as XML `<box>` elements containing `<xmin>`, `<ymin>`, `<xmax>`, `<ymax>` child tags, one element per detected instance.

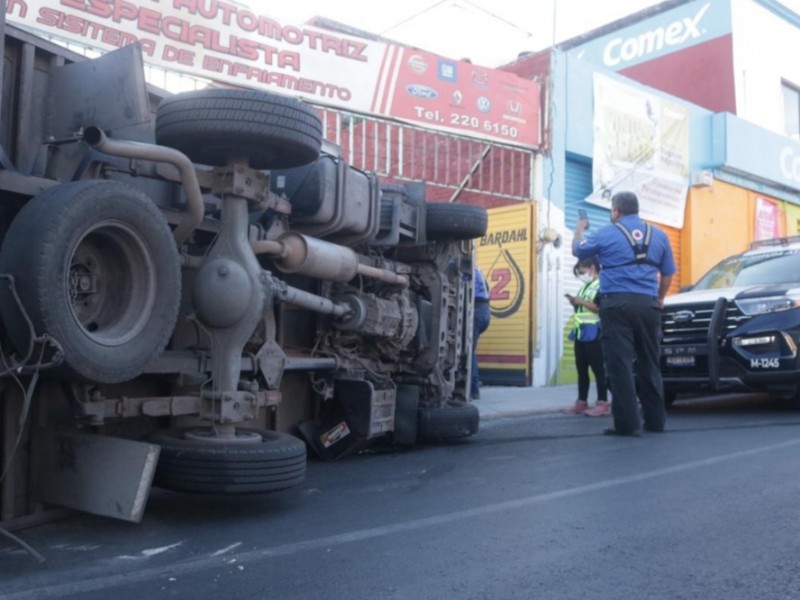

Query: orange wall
<box><xmin>659</xmin><ymin>224</ymin><xmax>682</xmax><ymax>295</ymax></box>
<box><xmin>682</xmin><ymin>181</ymin><xmax>786</xmax><ymax>285</ymax></box>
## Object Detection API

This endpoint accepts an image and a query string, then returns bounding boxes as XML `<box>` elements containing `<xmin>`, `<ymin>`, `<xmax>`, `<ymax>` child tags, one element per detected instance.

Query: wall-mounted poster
<box><xmin>754</xmin><ymin>196</ymin><xmax>781</xmax><ymax>241</ymax></box>
<box><xmin>587</xmin><ymin>73</ymin><xmax>690</xmax><ymax>228</ymax></box>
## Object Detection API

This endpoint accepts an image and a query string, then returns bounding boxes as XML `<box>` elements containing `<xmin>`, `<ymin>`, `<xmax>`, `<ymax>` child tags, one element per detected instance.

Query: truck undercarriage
<box><xmin>0</xmin><ymin>28</ymin><xmax>486</xmax><ymax>526</ymax></box>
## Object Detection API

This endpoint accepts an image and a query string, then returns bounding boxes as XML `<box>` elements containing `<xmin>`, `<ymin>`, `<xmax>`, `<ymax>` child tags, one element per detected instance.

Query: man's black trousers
<box><xmin>600</xmin><ymin>293</ymin><xmax>666</xmax><ymax>433</ymax></box>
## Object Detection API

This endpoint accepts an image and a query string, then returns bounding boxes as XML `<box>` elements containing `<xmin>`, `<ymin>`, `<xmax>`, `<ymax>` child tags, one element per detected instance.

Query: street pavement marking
<box><xmin>6</xmin><ymin>437</ymin><xmax>800</xmax><ymax>599</ymax></box>
<box><xmin>117</xmin><ymin>542</ymin><xmax>183</xmax><ymax>560</ymax></box>
<box><xmin>211</xmin><ymin>542</ymin><xmax>242</xmax><ymax>557</ymax></box>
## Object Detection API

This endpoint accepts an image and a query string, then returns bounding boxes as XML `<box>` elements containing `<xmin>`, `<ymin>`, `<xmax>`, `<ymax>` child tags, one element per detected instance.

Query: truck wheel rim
<box><xmin>67</xmin><ymin>220</ymin><xmax>156</xmax><ymax>346</ymax></box>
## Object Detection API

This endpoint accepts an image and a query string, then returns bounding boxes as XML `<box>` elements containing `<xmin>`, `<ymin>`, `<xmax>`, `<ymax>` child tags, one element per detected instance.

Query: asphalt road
<box><xmin>2</xmin><ymin>394</ymin><xmax>800</xmax><ymax>600</ymax></box>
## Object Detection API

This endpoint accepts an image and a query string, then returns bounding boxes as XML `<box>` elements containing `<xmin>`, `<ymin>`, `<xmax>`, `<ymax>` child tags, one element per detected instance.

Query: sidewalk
<box><xmin>475</xmin><ymin>384</ymin><xmax>578</xmax><ymax>420</ymax></box>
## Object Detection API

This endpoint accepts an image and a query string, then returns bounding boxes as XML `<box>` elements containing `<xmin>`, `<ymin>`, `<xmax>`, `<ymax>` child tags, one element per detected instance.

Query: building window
<box><xmin>783</xmin><ymin>82</ymin><xmax>800</xmax><ymax>141</ymax></box>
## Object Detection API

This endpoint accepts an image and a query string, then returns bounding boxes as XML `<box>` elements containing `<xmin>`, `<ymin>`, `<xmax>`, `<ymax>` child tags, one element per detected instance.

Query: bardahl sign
<box><xmin>7</xmin><ymin>0</ymin><xmax>541</xmax><ymax>149</ymax></box>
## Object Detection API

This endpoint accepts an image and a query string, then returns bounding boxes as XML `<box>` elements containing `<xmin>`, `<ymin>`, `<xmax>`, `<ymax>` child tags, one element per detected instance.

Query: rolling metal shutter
<box><xmin>557</xmin><ymin>158</ymin><xmax>596</xmax><ymax>385</ymax></box>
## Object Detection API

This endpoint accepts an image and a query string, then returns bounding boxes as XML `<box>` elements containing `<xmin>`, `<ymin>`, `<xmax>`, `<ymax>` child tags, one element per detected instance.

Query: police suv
<box><xmin>661</xmin><ymin>236</ymin><xmax>800</xmax><ymax>406</ymax></box>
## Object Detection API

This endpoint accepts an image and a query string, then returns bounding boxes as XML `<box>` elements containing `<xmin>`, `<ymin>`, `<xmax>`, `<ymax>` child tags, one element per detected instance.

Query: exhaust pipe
<box><xmin>83</xmin><ymin>126</ymin><xmax>204</xmax><ymax>246</ymax></box>
<box><xmin>253</xmin><ymin>232</ymin><xmax>409</xmax><ymax>286</ymax></box>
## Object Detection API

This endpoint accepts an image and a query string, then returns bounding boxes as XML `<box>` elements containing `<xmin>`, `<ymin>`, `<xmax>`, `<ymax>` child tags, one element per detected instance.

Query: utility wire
<box><xmin>379</xmin><ymin>0</ymin><xmax>449</xmax><ymax>34</ymax></box>
<box><xmin>459</xmin><ymin>0</ymin><xmax>535</xmax><ymax>37</ymax></box>
<box><xmin>380</xmin><ymin>0</ymin><xmax>536</xmax><ymax>39</ymax></box>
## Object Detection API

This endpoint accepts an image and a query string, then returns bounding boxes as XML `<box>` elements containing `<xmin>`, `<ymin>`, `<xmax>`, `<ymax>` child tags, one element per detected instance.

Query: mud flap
<box><xmin>336</xmin><ymin>379</ymin><xmax>395</xmax><ymax>438</ymax></box>
<box><xmin>35</xmin><ymin>428</ymin><xmax>159</xmax><ymax>522</ymax></box>
<box><xmin>298</xmin><ymin>379</ymin><xmax>397</xmax><ymax>461</ymax></box>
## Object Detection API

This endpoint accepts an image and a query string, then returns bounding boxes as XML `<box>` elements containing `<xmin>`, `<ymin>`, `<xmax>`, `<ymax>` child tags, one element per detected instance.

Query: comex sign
<box><xmin>603</xmin><ymin>3</ymin><xmax>711</xmax><ymax>67</ymax></box>
<box><xmin>780</xmin><ymin>147</ymin><xmax>800</xmax><ymax>185</ymax></box>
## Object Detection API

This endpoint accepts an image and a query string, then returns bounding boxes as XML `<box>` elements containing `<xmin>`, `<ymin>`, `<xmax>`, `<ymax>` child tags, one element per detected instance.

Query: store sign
<box><xmin>6</xmin><ymin>0</ymin><xmax>540</xmax><ymax>148</ymax></box>
<box><xmin>475</xmin><ymin>204</ymin><xmax>535</xmax><ymax>386</ymax></box>
<box><xmin>385</xmin><ymin>50</ymin><xmax>540</xmax><ymax>148</ymax></box>
<box><xmin>570</xmin><ymin>0</ymin><xmax>730</xmax><ymax>71</ymax></box>
<box><xmin>713</xmin><ymin>113</ymin><xmax>800</xmax><ymax>193</ymax></box>
<box><xmin>780</xmin><ymin>147</ymin><xmax>800</xmax><ymax>184</ymax></box>
<box><xmin>586</xmin><ymin>73</ymin><xmax>690</xmax><ymax>228</ymax></box>
<box><xmin>603</xmin><ymin>3</ymin><xmax>711</xmax><ymax>67</ymax></box>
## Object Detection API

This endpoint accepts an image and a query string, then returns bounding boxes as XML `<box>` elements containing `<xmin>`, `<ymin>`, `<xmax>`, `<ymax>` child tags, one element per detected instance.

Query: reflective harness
<box><xmin>603</xmin><ymin>222</ymin><xmax>658</xmax><ymax>269</ymax></box>
<box><xmin>572</xmin><ymin>279</ymin><xmax>600</xmax><ymax>341</ymax></box>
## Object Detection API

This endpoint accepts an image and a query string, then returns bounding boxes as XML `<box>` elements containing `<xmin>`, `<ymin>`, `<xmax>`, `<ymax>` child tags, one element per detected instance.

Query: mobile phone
<box><xmin>578</xmin><ymin>208</ymin><xmax>590</xmax><ymax>228</ymax></box>
<box><xmin>564</xmin><ymin>293</ymin><xmax>573</xmax><ymax>299</ymax></box>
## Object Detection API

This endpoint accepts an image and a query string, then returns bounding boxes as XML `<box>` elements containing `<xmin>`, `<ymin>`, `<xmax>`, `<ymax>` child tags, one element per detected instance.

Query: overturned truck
<box><xmin>0</xmin><ymin>24</ymin><xmax>487</xmax><ymax>524</ymax></box>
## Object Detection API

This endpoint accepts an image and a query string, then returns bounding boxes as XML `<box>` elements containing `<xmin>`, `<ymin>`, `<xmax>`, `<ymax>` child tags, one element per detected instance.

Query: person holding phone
<box><xmin>572</xmin><ymin>192</ymin><xmax>675</xmax><ymax>436</ymax></box>
<box><xmin>563</xmin><ymin>256</ymin><xmax>609</xmax><ymax>416</ymax></box>
<box><xmin>578</xmin><ymin>208</ymin><xmax>590</xmax><ymax>228</ymax></box>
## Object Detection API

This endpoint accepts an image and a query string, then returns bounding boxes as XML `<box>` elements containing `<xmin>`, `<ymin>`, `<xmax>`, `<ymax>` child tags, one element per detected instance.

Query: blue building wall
<box><xmin>541</xmin><ymin>48</ymin><xmax>717</xmax><ymax>239</ymax></box>
<box><xmin>532</xmin><ymin>1</ymin><xmax>800</xmax><ymax>388</ymax></box>
<box><xmin>545</xmin><ymin>0</ymin><xmax>800</xmax><ymax>209</ymax></box>
<box><xmin>711</xmin><ymin>113</ymin><xmax>800</xmax><ymax>203</ymax></box>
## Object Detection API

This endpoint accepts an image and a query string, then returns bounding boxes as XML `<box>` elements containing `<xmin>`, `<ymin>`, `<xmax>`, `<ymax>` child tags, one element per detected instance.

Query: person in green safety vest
<box><xmin>563</xmin><ymin>257</ymin><xmax>610</xmax><ymax>416</ymax></box>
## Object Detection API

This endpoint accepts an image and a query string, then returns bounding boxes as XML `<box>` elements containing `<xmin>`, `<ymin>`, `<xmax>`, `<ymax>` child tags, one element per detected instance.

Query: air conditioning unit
<box><xmin>691</xmin><ymin>170</ymin><xmax>714</xmax><ymax>187</ymax></box>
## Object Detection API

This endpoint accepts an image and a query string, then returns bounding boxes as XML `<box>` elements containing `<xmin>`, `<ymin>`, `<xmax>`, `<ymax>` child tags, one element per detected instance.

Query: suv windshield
<box><xmin>692</xmin><ymin>249</ymin><xmax>800</xmax><ymax>290</ymax></box>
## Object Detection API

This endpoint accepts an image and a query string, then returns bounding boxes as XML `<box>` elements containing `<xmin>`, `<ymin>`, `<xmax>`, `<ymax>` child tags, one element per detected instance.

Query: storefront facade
<box><xmin>12</xmin><ymin>0</ymin><xmax>800</xmax><ymax>390</ymax></box>
<box><xmin>503</xmin><ymin>0</ymin><xmax>800</xmax><ymax>387</ymax></box>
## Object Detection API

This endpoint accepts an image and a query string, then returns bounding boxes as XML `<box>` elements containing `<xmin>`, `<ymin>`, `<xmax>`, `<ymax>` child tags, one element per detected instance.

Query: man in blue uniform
<box><xmin>572</xmin><ymin>191</ymin><xmax>675</xmax><ymax>436</ymax></box>
<box><xmin>471</xmin><ymin>267</ymin><xmax>491</xmax><ymax>400</ymax></box>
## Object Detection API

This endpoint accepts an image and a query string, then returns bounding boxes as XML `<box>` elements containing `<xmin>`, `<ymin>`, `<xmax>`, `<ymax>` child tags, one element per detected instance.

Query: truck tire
<box><xmin>425</xmin><ymin>203</ymin><xmax>488</xmax><ymax>241</ymax></box>
<box><xmin>0</xmin><ymin>180</ymin><xmax>181</xmax><ymax>383</ymax></box>
<box><xmin>155</xmin><ymin>89</ymin><xmax>322</xmax><ymax>169</ymax></box>
<box><xmin>151</xmin><ymin>428</ymin><xmax>307</xmax><ymax>494</ymax></box>
<box><xmin>417</xmin><ymin>403</ymin><xmax>480</xmax><ymax>441</ymax></box>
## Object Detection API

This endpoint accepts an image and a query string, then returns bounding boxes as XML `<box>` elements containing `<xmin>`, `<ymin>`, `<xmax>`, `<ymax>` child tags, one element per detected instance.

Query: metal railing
<box><xmin>318</xmin><ymin>108</ymin><xmax>534</xmax><ymax>201</ymax></box>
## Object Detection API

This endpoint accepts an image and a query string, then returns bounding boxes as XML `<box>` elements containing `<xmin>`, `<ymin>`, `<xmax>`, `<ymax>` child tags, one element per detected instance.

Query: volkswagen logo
<box><xmin>673</xmin><ymin>310</ymin><xmax>695</xmax><ymax>323</ymax></box>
